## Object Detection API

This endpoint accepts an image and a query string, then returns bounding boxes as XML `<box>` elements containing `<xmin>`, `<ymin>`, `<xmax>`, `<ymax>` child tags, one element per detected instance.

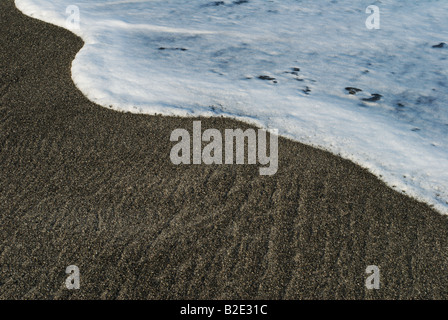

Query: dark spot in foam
<box><xmin>432</xmin><ymin>42</ymin><xmax>446</xmax><ymax>48</ymax></box>
<box><xmin>285</xmin><ymin>68</ymin><xmax>300</xmax><ymax>76</ymax></box>
<box><xmin>345</xmin><ymin>87</ymin><xmax>362</xmax><ymax>95</ymax></box>
<box><xmin>302</xmin><ymin>86</ymin><xmax>311</xmax><ymax>94</ymax></box>
<box><xmin>233</xmin><ymin>0</ymin><xmax>249</xmax><ymax>5</ymax></box>
<box><xmin>204</xmin><ymin>1</ymin><xmax>225</xmax><ymax>7</ymax></box>
<box><xmin>362</xmin><ymin>93</ymin><xmax>382</xmax><ymax>102</ymax></box>
<box><xmin>258</xmin><ymin>75</ymin><xmax>276</xmax><ymax>81</ymax></box>
<box><xmin>159</xmin><ymin>47</ymin><xmax>188</xmax><ymax>51</ymax></box>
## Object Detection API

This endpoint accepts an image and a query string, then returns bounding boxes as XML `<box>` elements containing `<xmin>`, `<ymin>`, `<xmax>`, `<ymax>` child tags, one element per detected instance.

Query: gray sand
<box><xmin>1</xmin><ymin>0</ymin><xmax>448</xmax><ymax>299</ymax></box>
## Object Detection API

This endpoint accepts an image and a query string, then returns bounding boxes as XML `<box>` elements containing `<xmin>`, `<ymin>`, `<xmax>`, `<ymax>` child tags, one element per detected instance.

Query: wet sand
<box><xmin>1</xmin><ymin>0</ymin><xmax>448</xmax><ymax>299</ymax></box>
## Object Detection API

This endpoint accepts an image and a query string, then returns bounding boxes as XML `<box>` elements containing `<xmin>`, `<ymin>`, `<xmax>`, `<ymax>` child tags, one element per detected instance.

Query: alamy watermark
<box><xmin>65</xmin><ymin>5</ymin><xmax>80</xmax><ymax>30</ymax></box>
<box><xmin>365</xmin><ymin>265</ymin><xmax>380</xmax><ymax>290</ymax></box>
<box><xmin>365</xmin><ymin>5</ymin><xmax>380</xmax><ymax>30</ymax></box>
<box><xmin>65</xmin><ymin>265</ymin><xmax>80</xmax><ymax>290</ymax></box>
<box><xmin>62</xmin><ymin>264</ymin><xmax>380</xmax><ymax>291</ymax></box>
<box><xmin>170</xmin><ymin>121</ymin><xmax>278</xmax><ymax>175</ymax></box>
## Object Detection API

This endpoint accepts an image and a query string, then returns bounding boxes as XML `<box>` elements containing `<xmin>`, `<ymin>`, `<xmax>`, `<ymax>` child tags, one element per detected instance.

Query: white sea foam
<box><xmin>14</xmin><ymin>0</ymin><xmax>448</xmax><ymax>213</ymax></box>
